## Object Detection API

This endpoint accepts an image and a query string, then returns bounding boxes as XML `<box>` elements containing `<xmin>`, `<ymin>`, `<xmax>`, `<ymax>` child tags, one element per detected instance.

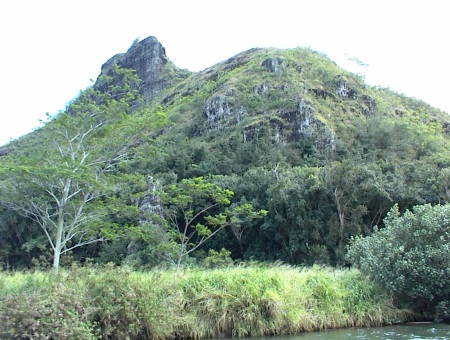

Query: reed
<box><xmin>0</xmin><ymin>270</ymin><xmax>53</xmax><ymax>296</ymax></box>
<box><xmin>176</xmin><ymin>265</ymin><xmax>407</xmax><ymax>338</ymax></box>
<box><xmin>0</xmin><ymin>264</ymin><xmax>410</xmax><ymax>339</ymax></box>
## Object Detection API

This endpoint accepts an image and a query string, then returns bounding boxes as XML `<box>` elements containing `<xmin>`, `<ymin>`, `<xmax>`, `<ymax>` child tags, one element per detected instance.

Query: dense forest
<box><xmin>0</xmin><ymin>37</ymin><xmax>449</xmax><ymax>326</ymax></box>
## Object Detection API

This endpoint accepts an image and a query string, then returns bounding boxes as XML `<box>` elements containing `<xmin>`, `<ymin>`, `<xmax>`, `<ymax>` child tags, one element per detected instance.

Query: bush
<box><xmin>84</xmin><ymin>266</ymin><xmax>177</xmax><ymax>338</ymax></box>
<box><xmin>0</xmin><ymin>266</ymin><xmax>178</xmax><ymax>339</ymax></box>
<box><xmin>202</xmin><ymin>248</ymin><xmax>234</xmax><ymax>268</ymax></box>
<box><xmin>347</xmin><ymin>203</ymin><xmax>450</xmax><ymax>320</ymax></box>
<box><xmin>0</xmin><ymin>281</ymin><xmax>96</xmax><ymax>339</ymax></box>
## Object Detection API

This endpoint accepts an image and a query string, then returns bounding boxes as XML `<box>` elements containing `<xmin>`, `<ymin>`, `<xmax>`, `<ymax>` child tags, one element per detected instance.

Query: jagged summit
<box><xmin>97</xmin><ymin>36</ymin><xmax>170</xmax><ymax>102</ymax></box>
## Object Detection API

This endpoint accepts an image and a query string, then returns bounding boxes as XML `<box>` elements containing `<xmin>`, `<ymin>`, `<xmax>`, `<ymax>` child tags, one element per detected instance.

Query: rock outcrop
<box><xmin>335</xmin><ymin>75</ymin><xmax>357</xmax><ymax>99</ymax></box>
<box><xmin>139</xmin><ymin>176</ymin><xmax>163</xmax><ymax>224</ymax></box>
<box><xmin>261</xmin><ymin>57</ymin><xmax>286</xmax><ymax>74</ymax></box>
<box><xmin>261</xmin><ymin>57</ymin><xmax>302</xmax><ymax>74</ymax></box>
<box><xmin>97</xmin><ymin>36</ymin><xmax>169</xmax><ymax>102</ymax></box>
<box><xmin>203</xmin><ymin>91</ymin><xmax>247</xmax><ymax>130</ymax></box>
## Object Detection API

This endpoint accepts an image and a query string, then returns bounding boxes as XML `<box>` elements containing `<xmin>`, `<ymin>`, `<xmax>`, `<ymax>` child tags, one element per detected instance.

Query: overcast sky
<box><xmin>0</xmin><ymin>0</ymin><xmax>448</xmax><ymax>146</ymax></box>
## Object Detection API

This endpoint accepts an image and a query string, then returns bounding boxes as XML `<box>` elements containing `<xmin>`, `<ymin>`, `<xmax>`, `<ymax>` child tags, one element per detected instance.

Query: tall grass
<box><xmin>0</xmin><ymin>264</ymin><xmax>410</xmax><ymax>339</ymax></box>
<box><xmin>0</xmin><ymin>270</ymin><xmax>52</xmax><ymax>296</ymax></box>
<box><xmin>176</xmin><ymin>265</ymin><xmax>409</xmax><ymax>338</ymax></box>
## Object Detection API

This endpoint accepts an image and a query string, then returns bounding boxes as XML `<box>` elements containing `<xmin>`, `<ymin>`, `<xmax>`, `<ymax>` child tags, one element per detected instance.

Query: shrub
<box><xmin>0</xmin><ymin>281</ymin><xmax>96</xmax><ymax>339</ymax></box>
<box><xmin>202</xmin><ymin>248</ymin><xmax>234</xmax><ymax>268</ymax></box>
<box><xmin>347</xmin><ymin>203</ymin><xmax>450</xmax><ymax>320</ymax></box>
<box><xmin>0</xmin><ymin>267</ymin><xmax>178</xmax><ymax>339</ymax></box>
<box><xmin>82</xmin><ymin>266</ymin><xmax>178</xmax><ymax>339</ymax></box>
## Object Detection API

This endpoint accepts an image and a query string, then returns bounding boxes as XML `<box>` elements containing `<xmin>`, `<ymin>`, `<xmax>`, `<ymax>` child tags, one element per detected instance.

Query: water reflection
<box><xmin>255</xmin><ymin>324</ymin><xmax>450</xmax><ymax>340</ymax></box>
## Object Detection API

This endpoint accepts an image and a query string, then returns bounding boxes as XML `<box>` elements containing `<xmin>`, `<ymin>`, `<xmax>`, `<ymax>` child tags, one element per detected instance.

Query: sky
<box><xmin>0</xmin><ymin>0</ymin><xmax>449</xmax><ymax>146</ymax></box>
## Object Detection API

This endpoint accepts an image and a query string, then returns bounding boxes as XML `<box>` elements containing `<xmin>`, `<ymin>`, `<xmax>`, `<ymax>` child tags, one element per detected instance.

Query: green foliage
<box><xmin>0</xmin><ymin>265</ymin><xmax>407</xmax><ymax>338</ymax></box>
<box><xmin>0</xmin><ymin>271</ymin><xmax>96</xmax><ymax>339</ymax></box>
<box><xmin>84</xmin><ymin>266</ymin><xmax>177</xmax><ymax>338</ymax></box>
<box><xmin>160</xmin><ymin>176</ymin><xmax>267</xmax><ymax>275</ymax></box>
<box><xmin>2</xmin><ymin>41</ymin><xmax>450</xmax><ymax>274</ymax></box>
<box><xmin>0</xmin><ymin>66</ymin><xmax>167</xmax><ymax>270</ymax></box>
<box><xmin>0</xmin><ymin>267</ymin><xmax>177</xmax><ymax>339</ymax></box>
<box><xmin>0</xmin><ymin>208</ymin><xmax>43</xmax><ymax>269</ymax></box>
<box><xmin>176</xmin><ymin>265</ymin><xmax>406</xmax><ymax>338</ymax></box>
<box><xmin>347</xmin><ymin>203</ymin><xmax>450</xmax><ymax>320</ymax></box>
<box><xmin>202</xmin><ymin>248</ymin><xmax>234</xmax><ymax>268</ymax></box>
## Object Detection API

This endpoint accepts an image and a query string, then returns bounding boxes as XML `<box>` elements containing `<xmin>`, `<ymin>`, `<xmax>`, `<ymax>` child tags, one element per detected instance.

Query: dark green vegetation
<box><xmin>1</xmin><ymin>37</ymin><xmax>449</xmax><ymax>325</ymax></box>
<box><xmin>347</xmin><ymin>203</ymin><xmax>450</xmax><ymax>322</ymax></box>
<box><xmin>0</xmin><ymin>265</ymin><xmax>409</xmax><ymax>339</ymax></box>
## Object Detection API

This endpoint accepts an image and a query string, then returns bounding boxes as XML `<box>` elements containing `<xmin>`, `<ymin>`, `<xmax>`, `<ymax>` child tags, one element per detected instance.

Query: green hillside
<box><xmin>1</xmin><ymin>37</ymin><xmax>449</xmax><ymax>270</ymax></box>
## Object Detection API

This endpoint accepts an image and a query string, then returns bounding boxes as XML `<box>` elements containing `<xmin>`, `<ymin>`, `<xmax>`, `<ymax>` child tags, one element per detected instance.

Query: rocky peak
<box><xmin>98</xmin><ymin>36</ymin><xmax>169</xmax><ymax>102</ymax></box>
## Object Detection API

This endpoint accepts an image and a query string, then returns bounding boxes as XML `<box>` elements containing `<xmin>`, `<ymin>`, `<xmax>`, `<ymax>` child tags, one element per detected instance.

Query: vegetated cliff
<box><xmin>97</xmin><ymin>37</ymin><xmax>449</xmax><ymax>166</ymax></box>
<box><xmin>2</xmin><ymin>36</ymin><xmax>450</xmax><ymax>269</ymax></box>
<box><xmin>5</xmin><ymin>35</ymin><xmax>448</xmax><ymax>163</ymax></box>
<box><xmin>93</xmin><ymin>36</ymin><xmax>450</xmax><ymax>265</ymax></box>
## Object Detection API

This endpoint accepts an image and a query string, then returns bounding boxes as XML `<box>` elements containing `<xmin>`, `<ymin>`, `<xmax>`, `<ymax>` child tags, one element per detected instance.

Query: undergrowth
<box><xmin>0</xmin><ymin>264</ymin><xmax>410</xmax><ymax>339</ymax></box>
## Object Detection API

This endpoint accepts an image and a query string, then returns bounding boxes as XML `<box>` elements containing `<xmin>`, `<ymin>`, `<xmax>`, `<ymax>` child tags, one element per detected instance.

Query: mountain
<box><xmin>1</xmin><ymin>36</ymin><xmax>450</xmax><ymax>269</ymax></box>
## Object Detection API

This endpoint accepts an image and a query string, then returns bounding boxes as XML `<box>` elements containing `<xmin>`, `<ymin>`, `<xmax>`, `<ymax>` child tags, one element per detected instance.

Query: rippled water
<box><xmin>287</xmin><ymin>323</ymin><xmax>450</xmax><ymax>339</ymax></box>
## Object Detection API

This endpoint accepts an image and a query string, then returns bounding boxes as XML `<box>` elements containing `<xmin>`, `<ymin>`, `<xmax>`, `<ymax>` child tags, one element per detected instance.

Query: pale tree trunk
<box><xmin>231</xmin><ymin>225</ymin><xmax>246</xmax><ymax>257</ymax></box>
<box><xmin>52</xmin><ymin>212</ymin><xmax>64</xmax><ymax>271</ymax></box>
<box><xmin>175</xmin><ymin>253</ymin><xmax>183</xmax><ymax>283</ymax></box>
<box><xmin>174</xmin><ymin>245</ymin><xmax>186</xmax><ymax>283</ymax></box>
<box><xmin>53</xmin><ymin>247</ymin><xmax>61</xmax><ymax>271</ymax></box>
<box><xmin>51</xmin><ymin>182</ymin><xmax>68</xmax><ymax>271</ymax></box>
<box><xmin>334</xmin><ymin>188</ymin><xmax>346</xmax><ymax>264</ymax></box>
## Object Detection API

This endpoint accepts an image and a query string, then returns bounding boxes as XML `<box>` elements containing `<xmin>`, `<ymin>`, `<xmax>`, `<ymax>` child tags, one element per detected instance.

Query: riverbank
<box><xmin>0</xmin><ymin>265</ymin><xmax>411</xmax><ymax>339</ymax></box>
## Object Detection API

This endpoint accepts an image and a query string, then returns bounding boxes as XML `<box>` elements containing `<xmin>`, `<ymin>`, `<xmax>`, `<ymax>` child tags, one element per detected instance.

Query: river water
<box><xmin>267</xmin><ymin>324</ymin><xmax>450</xmax><ymax>339</ymax></box>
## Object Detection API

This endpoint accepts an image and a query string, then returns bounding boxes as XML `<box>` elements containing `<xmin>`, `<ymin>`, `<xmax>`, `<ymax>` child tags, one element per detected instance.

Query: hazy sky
<box><xmin>1</xmin><ymin>0</ymin><xmax>448</xmax><ymax>146</ymax></box>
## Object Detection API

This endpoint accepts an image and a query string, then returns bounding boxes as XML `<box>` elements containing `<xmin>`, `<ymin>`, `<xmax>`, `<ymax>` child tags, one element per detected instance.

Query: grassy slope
<box><xmin>138</xmin><ymin>46</ymin><xmax>450</xmax><ymax>179</ymax></box>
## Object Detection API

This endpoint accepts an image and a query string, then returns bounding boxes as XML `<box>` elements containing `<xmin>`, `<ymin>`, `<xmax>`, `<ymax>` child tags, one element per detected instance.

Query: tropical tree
<box><xmin>159</xmin><ymin>176</ymin><xmax>267</xmax><ymax>278</ymax></box>
<box><xmin>0</xmin><ymin>67</ymin><xmax>166</xmax><ymax>270</ymax></box>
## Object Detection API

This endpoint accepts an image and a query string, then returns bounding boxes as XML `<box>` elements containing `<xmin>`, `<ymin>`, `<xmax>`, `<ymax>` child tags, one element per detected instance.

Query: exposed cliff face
<box><xmin>279</xmin><ymin>99</ymin><xmax>335</xmax><ymax>148</ymax></box>
<box><xmin>240</xmin><ymin>98</ymin><xmax>335</xmax><ymax>148</ymax></box>
<box><xmin>139</xmin><ymin>176</ymin><xmax>162</xmax><ymax>224</ymax></box>
<box><xmin>261</xmin><ymin>57</ymin><xmax>302</xmax><ymax>75</ymax></box>
<box><xmin>335</xmin><ymin>75</ymin><xmax>357</xmax><ymax>99</ymax></box>
<box><xmin>203</xmin><ymin>90</ymin><xmax>247</xmax><ymax>130</ymax></box>
<box><xmin>98</xmin><ymin>36</ymin><xmax>169</xmax><ymax>102</ymax></box>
